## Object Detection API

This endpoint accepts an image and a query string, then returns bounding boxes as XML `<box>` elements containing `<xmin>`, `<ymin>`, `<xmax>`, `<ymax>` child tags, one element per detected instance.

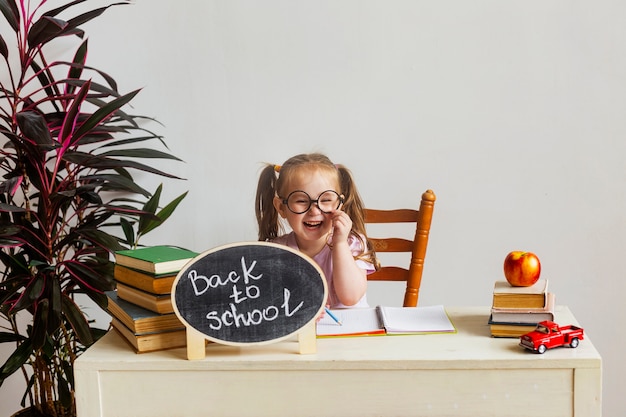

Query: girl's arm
<box><xmin>329</xmin><ymin>210</ymin><xmax>368</xmax><ymax>306</ymax></box>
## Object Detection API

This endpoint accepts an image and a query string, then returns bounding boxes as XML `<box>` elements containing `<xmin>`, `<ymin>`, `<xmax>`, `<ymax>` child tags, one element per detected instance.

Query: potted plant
<box><xmin>0</xmin><ymin>1</ymin><xmax>187</xmax><ymax>416</ymax></box>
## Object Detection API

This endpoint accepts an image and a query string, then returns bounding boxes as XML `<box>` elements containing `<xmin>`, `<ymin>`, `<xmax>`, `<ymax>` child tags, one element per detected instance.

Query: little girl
<box><xmin>255</xmin><ymin>153</ymin><xmax>378</xmax><ymax>308</ymax></box>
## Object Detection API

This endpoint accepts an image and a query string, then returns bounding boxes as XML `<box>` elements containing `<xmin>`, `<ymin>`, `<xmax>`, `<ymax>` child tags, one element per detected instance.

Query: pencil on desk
<box><xmin>325</xmin><ymin>307</ymin><xmax>342</xmax><ymax>326</ymax></box>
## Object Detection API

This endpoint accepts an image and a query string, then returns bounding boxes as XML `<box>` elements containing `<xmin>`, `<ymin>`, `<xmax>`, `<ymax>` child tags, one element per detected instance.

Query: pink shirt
<box><xmin>272</xmin><ymin>232</ymin><xmax>373</xmax><ymax>308</ymax></box>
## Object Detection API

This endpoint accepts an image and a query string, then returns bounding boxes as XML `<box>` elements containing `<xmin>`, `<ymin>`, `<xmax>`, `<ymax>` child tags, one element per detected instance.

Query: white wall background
<box><xmin>1</xmin><ymin>1</ymin><xmax>624</xmax><ymax>416</ymax></box>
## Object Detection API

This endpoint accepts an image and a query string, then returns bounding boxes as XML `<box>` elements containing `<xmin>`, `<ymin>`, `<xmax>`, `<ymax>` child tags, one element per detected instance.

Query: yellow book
<box><xmin>492</xmin><ymin>279</ymin><xmax>548</xmax><ymax>309</ymax></box>
<box><xmin>489</xmin><ymin>322</ymin><xmax>537</xmax><ymax>338</ymax></box>
<box><xmin>110</xmin><ymin>317</ymin><xmax>186</xmax><ymax>353</ymax></box>
<box><xmin>116</xmin><ymin>282</ymin><xmax>173</xmax><ymax>314</ymax></box>
<box><xmin>114</xmin><ymin>264</ymin><xmax>176</xmax><ymax>295</ymax></box>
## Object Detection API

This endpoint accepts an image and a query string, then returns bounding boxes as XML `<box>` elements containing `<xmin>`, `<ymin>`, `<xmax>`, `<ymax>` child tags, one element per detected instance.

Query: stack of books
<box><xmin>488</xmin><ymin>279</ymin><xmax>555</xmax><ymax>338</ymax></box>
<box><xmin>107</xmin><ymin>245</ymin><xmax>198</xmax><ymax>352</ymax></box>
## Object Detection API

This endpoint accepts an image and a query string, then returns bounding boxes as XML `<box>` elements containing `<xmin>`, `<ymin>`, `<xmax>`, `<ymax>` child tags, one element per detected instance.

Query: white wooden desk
<box><xmin>74</xmin><ymin>306</ymin><xmax>601</xmax><ymax>417</ymax></box>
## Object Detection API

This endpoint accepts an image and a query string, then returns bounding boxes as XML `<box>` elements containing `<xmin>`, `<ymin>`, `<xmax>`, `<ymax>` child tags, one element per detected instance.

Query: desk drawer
<box><xmin>95</xmin><ymin>368</ymin><xmax>573</xmax><ymax>417</ymax></box>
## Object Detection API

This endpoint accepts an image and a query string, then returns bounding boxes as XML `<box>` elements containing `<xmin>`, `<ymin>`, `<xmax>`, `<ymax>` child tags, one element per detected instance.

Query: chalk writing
<box><xmin>206</xmin><ymin>288</ymin><xmax>303</xmax><ymax>330</ymax></box>
<box><xmin>188</xmin><ymin>256</ymin><xmax>262</xmax><ymax>296</ymax></box>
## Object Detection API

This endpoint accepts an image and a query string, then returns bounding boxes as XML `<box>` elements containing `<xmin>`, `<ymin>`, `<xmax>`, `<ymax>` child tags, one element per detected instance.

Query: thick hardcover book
<box><xmin>114</xmin><ymin>264</ymin><xmax>176</xmax><ymax>295</ymax></box>
<box><xmin>116</xmin><ymin>282</ymin><xmax>173</xmax><ymax>314</ymax></box>
<box><xmin>110</xmin><ymin>317</ymin><xmax>186</xmax><ymax>353</ymax></box>
<box><xmin>488</xmin><ymin>319</ymin><xmax>538</xmax><ymax>338</ymax></box>
<box><xmin>490</xmin><ymin>292</ymin><xmax>555</xmax><ymax>324</ymax></box>
<box><xmin>492</xmin><ymin>279</ymin><xmax>548</xmax><ymax>309</ymax></box>
<box><xmin>114</xmin><ymin>245</ymin><xmax>198</xmax><ymax>275</ymax></box>
<box><xmin>316</xmin><ymin>305</ymin><xmax>455</xmax><ymax>337</ymax></box>
<box><xmin>106</xmin><ymin>291</ymin><xmax>183</xmax><ymax>334</ymax></box>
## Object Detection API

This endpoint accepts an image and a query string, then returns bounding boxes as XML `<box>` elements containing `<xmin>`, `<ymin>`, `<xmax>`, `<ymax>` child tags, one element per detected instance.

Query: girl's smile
<box><xmin>303</xmin><ymin>220</ymin><xmax>322</xmax><ymax>229</ymax></box>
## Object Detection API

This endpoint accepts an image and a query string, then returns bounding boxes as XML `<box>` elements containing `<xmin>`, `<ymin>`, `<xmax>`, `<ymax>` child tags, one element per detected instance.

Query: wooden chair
<box><xmin>364</xmin><ymin>189</ymin><xmax>436</xmax><ymax>307</ymax></box>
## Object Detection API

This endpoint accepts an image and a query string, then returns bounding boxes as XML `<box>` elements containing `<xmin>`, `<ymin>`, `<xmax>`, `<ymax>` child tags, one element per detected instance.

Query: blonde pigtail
<box><xmin>255</xmin><ymin>164</ymin><xmax>281</xmax><ymax>241</ymax></box>
<box><xmin>337</xmin><ymin>165</ymin><xmax>379</xmax><ymax>269</ymax></box>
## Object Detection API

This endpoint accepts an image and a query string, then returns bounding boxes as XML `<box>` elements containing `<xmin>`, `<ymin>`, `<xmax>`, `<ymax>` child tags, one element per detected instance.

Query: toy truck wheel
<box><xmin>537</xmin><ymin>344</ymin><xmax>547</xmax><ymax>354</ymax></box>
<box><xmin>570</xmin><ymin>338</ymin><xmax>579</xmax><ymax>348</ymax></box>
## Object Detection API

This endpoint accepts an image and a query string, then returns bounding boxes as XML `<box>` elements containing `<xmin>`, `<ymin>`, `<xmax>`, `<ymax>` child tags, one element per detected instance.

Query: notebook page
<box><xmin>316</xmin><ymin>308</ymin><xmax>385</xmax><ymax>336</ymax></box>
<box><xmin>378</xmin><ymin>305</ymin><xmax>456</xmax><ymax>334</ymax></box>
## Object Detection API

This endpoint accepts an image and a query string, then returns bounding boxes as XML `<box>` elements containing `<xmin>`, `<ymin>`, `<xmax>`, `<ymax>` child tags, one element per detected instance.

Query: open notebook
<box><xmin>316</xmin><ymin>305</ymin><xmax>456</xmax><ymax>337</ymax></box>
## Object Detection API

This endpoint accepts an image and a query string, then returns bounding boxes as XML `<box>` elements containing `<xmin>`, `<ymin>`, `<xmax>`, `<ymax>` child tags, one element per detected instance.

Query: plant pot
<box><xmin>10</xmin><ymin>405</ymin><xmax>72</xmax><ymax>417</ymax></box>
<box><xmin>11</xmin><ymin>408</ymin><xmax>45</xmax><ymax>417</ymax></box>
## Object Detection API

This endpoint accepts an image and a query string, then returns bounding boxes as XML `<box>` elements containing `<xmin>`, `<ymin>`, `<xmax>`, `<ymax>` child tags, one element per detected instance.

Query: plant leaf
<box><xmin>77</xmin><ymin>229</ymin><xmax>124</xmax><ymax>253</ymax></box>
<box><xmin>58</xmin><ymin>372</ymin><xmax>73</xmax><ymax>408</ymax></box>
<box><xmin>63</xmin><ymin>151</ymin><xmax>184</xmax><ymax>179</ymax></box>
<box><xmin>28</xmin><ymin>16</ymin><xmax>70</xmax><ymax>48</ymax></box>
<box><xmin>0</xmin><ymin>0</ymin><xmax>20</xmax><ymax>33</ymax></box>
<box><xmin>0</xmin><ymin>33</ymin><xmax>8</xmax><ymax>59</ymax></box>
<box><xmin>0</xmin><ymin>332</ymin><xmax>26</xmax><ymax>343</ymax></box>
<box><xmin>49</xmin><ymin>279</ymin><xmax>63</xmax><ymax>334</ymax></box>
<box><xmin>43</xmin><ymin>0</ymin><xmax>89</xmax><ymax>18</ymax></box>
<box><xmin>15</xmin><ymin>111</ymin><xmax>55</xmax><ymax>147</ymax></box>
<box><xmin>62</xmin><ymin>295</ymin><xmax>93</xmax><ymax>345</ymax></box>
<box><xmin>91</xmin><ymin>326</ymin><xmax>108</xmax><ymax>342</ymax></box>
<box><xmin>0</xmin><ymin>239</ymin><xmax>23</xmax><ymax>248</ymax></box>
<box><xmin>0</xmin><ymin>202</ymin><xmax>26</xmax><ymax>212</ymax></box>
<box><xmin>0</xmin><ymin>338</ymin><xmax>32</xmax><ymax>384</ymax></box>
<box><xmin>31</xmin><ymin>299</ymin><xmax>48</xmax><ymax>350</ymax></box>
<box><xmin>120</xmin><ymin>217</ymin><xmax>135</xmax><ymax>245</ymax></box>
<box><xmin>80</xmin><ymin>173</ymin><xmax>150</xmax><ymax>197</ymax></box>
<box><xmin>83</xmin><ymin>290</ymin><xmax>109</xmax><ymax>312</ymax></box>
<box><xmin>140</xmin><ymin>191</ymin><xmax>188</xmax><ymax>236</ymax></box>
<box><xmin>45</xmin><ymin>1</ymin><xmax>131</xmax><ymax>39</ymax></box>
<box><xmin>63</xmin><ymin>261</ymin><xmax>112</xmax><ymax>294</ymax></box>
<box><xmin>99</xmin><ymin>148</ymin><xmax>183</xmax><ymax>161</ymax></box>
<box><xmin>63</xmin><ymin>69</ymin><xmax>119</xmax><ymax>95</ymax></box>
<box><xmin>67</xmin><ymin>39</ymin><xmax>89</xmax><ymax>94</ymax></box>
<box><xmin>0</xmin><ymin>176</ymin><xmax>23</xmax><ymax>196</ymax></box>
<box><xmin>28</xmin><ymin>60</ymin><xmax>61</xmax><ymax>113</ymax></box>
<box><xmin>136</xmin><ymin>187</ymin><xmax>161</xmax><ymax>235</ymax></box>
<box><xmin>11</xmin><ymin>275</ymin><xmax>45</xmax><ymax>313</ymax></box>
<box><xmin>72</xmin><ymin>89</ymin><xmax>141</xmax><ymax>141</ymax></box>
<box><xmin>59</xmin><ymin>79</ymin><xmax>91</xmax><ymax>150</ymax></box>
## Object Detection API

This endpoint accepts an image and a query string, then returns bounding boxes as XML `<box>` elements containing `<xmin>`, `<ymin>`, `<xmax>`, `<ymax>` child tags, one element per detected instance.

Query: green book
<box><xmin>114</xmin><ymin>245</ymin><xmax>198</xmax><ymax>275</ymax></box>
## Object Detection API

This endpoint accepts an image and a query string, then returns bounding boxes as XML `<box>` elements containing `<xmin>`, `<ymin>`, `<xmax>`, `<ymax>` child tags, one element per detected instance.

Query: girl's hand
<box><xmin>330</xmin><ymin>208</ymin><xmax>352</xmax><ymax>243</ymax></box>
<box><xmin>317</xmin><ymin>304</ymin><xmax>330</xmax><ymax>322</ymax></box>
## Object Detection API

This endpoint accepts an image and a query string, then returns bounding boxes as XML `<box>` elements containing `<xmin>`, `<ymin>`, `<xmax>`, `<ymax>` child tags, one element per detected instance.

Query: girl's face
<box><xmin>274</xmin><ymin>167</ymin><xmax>341</xmax><ymax>248</ymax></box>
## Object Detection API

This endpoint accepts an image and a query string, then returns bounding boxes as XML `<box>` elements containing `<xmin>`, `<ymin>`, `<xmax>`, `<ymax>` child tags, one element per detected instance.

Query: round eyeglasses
<box><xmin>281</xmin><ymin>190</ymin><xmax>344</xmax><ymax>214</ymax></box>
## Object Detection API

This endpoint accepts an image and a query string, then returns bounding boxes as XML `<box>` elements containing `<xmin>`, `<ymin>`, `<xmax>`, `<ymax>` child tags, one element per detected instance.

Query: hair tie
<box><xmin>274</xmin><ymin>165</ymin><xmax>281</xmax><ymax>173</ymax></box>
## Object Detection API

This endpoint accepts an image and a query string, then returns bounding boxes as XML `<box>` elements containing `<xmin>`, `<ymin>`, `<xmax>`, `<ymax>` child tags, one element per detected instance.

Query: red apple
<box><xmin>503</xmin><ymin>251</ymin><xmax>541</xmax><ymax>287</ymax></box>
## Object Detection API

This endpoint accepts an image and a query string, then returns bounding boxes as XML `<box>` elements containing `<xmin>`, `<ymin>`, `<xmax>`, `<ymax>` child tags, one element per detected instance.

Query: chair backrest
<box><xmin>364</xmin><ymin>189</ymin><xmax>436</xmax><ymax>307</ymax></box>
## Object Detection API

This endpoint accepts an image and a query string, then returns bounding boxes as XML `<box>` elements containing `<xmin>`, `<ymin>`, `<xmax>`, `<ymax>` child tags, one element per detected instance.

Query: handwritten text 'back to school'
<box><xmin>184</xmin><ymin>256</ymin><xmax>304</xmax><ymax>330</ymax></box>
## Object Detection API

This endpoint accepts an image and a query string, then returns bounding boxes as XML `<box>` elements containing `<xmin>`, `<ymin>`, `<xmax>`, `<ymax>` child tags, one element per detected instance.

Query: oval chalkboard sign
<box><xmin>172</xmin><ymin>242</ymin><xmax>327</xmax><ymax>345</ymax></box>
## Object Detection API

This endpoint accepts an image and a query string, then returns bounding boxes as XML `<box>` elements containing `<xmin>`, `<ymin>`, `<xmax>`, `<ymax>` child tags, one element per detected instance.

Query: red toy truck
<box><xmin>519</xmin><ymin>321</ymin><xmax>584</xmax><ymax>354</ymax></box>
